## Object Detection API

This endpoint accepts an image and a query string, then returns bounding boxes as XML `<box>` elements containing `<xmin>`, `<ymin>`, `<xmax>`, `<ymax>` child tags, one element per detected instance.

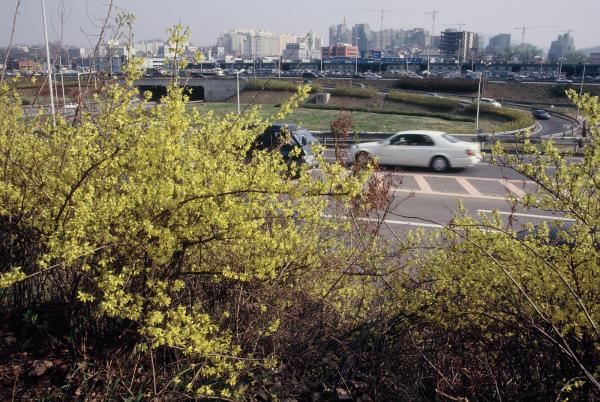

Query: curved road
<box><xmin>535</xmin><ymin>115</ymin><xmax>576</xmax><ymax>137</ymax></box>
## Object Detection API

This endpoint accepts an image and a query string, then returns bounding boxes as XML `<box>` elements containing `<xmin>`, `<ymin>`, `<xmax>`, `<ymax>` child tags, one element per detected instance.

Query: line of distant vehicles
<box><xmin>163</xmin><ymin>67</ymin><xmax>600</xmax><ymax>84</ymax></box>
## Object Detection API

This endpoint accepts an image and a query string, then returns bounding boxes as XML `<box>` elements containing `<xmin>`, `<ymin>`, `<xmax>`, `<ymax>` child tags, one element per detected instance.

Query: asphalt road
<box><xmin>323</xmin><ymin>150</ymin><xmax>580</xmax><ymax>237</ymax></box>
<box><xmin>534</xmin><ymin>115</ymin><xmax>575</xmax><ymax>137</ymax></box>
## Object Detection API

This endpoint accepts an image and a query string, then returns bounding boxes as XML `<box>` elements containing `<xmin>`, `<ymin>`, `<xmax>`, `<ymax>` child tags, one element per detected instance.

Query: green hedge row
<box><xmin>396</xmin><ymin>77</ymin><xmax>479</xmax><ymax>93</ymax></box>
<box><xmin>386</xmin><ymin>91</ymin><xmax>459</xmax><ymax>111</ymax></box>
<box><xmin>245</xmin><ymin>79</ymin><xmax>324</xmax><ymax>93</ymax></box>
<box><xmin>302</xmin><ymin>103</ymin><xmax>475</xmax><ymax>122</ymax></box>
<box><xmin>465</xmin><ymin>104</ymin><xmax>536</xmax><ymax>132</ymax></box>
<box><xmin>330</xmin><ymin>86</ymin><xmax>377</xmax><ymax>98</ymax></box>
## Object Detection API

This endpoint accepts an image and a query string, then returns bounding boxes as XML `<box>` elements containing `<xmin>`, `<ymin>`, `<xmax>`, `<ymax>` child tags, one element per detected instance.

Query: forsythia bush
<box><xmin>0</xmin><ymin>51</ymin><xmax>374</xmax><ymax>397</ymax></box>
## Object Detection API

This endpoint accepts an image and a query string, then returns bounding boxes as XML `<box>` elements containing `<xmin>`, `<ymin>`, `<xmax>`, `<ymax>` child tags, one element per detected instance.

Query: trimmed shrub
<box><xmin>386</xmin><ymin>91</ymin><xmax>459</xmax><ymax>111</ymax></box>
<box><xmin>464</xmin><ymin>104</ymin><xmax>535</xmax><ymax>132</ymax></box>
<box><xmin>396</xmin><ymin>77</ymin><xmax>478</xmax><ymax>93</ymax></box>
<box><xmin>330</xmin><ymin>86</ymin><xmax>377</xmax><ymax>98</ymax></box>
<box><xmin>246</xmin><ymin>79</ymin><xmax>324</xmax><ymax>93</ymax></box>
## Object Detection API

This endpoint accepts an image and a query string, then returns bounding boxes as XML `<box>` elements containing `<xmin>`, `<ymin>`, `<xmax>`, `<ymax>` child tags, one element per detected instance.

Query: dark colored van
<box><xmin>252</xmin><ymin>124</ymin><xmax>320</xmax><ymax>170</ymax></box>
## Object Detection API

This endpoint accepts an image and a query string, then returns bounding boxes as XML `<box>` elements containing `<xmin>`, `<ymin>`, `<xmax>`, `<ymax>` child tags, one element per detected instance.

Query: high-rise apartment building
<box><xmin>220</xmin><ymin>29</ymin><xmax>297</xmax><ymax>58</ymax></box>
<box><xmin>487</xmin><ymin>34</ymin><xmax>511</xmax><ymax>55</ymax></box>
<box><xmin>440</xmin><ymin>30</ymin><xmax>479</xmax><ymax>59</ymax></box>
<box><xmin>548</xmin><ymin>32</ymin><xmax>575</xmax><ymax>62</ymax></box>
<box><xmin>329</xmin><ymin>20</ymin><xmax>352</xmax><ymax>45</ymax></box>
<box><xmin>351</xmin><ymin>24</ymin><xmax>371</xmax><ymax>53</ymax></box>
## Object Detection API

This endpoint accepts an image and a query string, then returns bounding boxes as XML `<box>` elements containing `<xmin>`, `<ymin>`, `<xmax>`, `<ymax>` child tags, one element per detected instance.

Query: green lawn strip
<box><xmin>189</xmin><ymin>102</ymin><xmax>486</xmax><ymax>133</ymax></box>
<box><xmin>303</xmin><ymin>103</ymin><xmax>474</xmax><ymax>122</ymax></box>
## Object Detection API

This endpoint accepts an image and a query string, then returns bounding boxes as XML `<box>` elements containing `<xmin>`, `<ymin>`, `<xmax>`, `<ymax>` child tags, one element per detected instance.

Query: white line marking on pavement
<box><xmin>501</xmin><ymin>180</ymin><xmax>527</xmax><ymax>198</ymax></box>
<box><xmin>477</xmin><ymin>210</ymin><xmax>576</xmax><ymax>221</ymax></box>
<box><xmin>388</xmin><ymin>172</ymin><xmax>535</xmax><ymax>184</ymax></box>
<box><xmin>413</xmin><ymin>175</ymin><xmax>433</xmax><ymax>192</ymax></box>
<box><xmin>323</xmin><ymin>215</ymin><xmax>443</xmax><ymax>228</ymax></box>
<box><xmin>395</xmin><ymin>189</ymin><xmax>507</xmax><ymax>201</ymax></box>
<box><xmin>456</xmin><ymin>177</ymin><xmax>482</xmax><ymax>197</ymax></box>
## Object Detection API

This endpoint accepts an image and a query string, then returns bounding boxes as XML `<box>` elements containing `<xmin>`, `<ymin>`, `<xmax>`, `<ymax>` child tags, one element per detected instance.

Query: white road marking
<box><xmin>456</xmin><ymin>177</ymin><xmax>482</xmax><ymax>197</ymax></box>
<box><xmin>501</xmin><ymin>180</ymin><xmax>527</xmax><ymax>198</ymax></box>
<box><xmin>323</xmin><ymin>215</ymin><xmax>443</xmax><ymax>228</ymax></box>
<box><xmin>395</xmin><ymin>188</ymin><xmax>506</xmax><ymax>201</ymax></box>
<box><xmin>477</xmin><ymin>210</ymin><xmax>576</xmax><ymax>221</ymax></box>
<box><xmin>413</xmin><ymin>174</ymin><xmax>433</xmax><ymax>193</ymax></box>
<box><xmin>388</xmin><ymin>172</ymin><xmax>535</xmax><ymax>184</ymax></box>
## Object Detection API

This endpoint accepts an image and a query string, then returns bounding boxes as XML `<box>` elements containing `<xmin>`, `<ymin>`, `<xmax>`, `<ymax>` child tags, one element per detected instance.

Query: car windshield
<box><xmin>442</xmin><ymin>134</ymin><xmax>460</xmax><ymax>143</ymax></box>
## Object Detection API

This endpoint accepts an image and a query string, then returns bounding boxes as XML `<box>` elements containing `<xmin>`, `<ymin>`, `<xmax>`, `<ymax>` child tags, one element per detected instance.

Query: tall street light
<box><xmin>576</xmin><ymin>59</ymin><xmax>588</xmax><ymax>121</ymax></box>
<box><xmin>41</xmin><ymin>0</ymin><xmax>55</xmax><ymax>125</ymax></box>
<box><xmin>475</xmin><ymin>72</ymin><xmax>482</xmax><ymax>134</ymax></box>
<box><xmin>235</xmin><ymin>69</ymin><xmax>244</xmax><ymax>115</ymax></box>
<box><xmin>354</xmin><ymin>36</ymin><xmax>359</xmax><ymax>75</ymax></box>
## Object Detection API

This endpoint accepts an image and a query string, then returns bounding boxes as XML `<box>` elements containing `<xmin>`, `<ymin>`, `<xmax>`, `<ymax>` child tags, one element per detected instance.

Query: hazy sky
<box><xmin>2</xmin><ymin>0</ymin><xmax>599</xmax><ymax>50</ymax></box>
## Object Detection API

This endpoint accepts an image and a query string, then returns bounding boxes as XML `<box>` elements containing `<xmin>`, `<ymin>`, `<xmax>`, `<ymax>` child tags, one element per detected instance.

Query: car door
<box><xmin>408</xmin><ymin>134</ymin><xmax>437</xmax><ymax>167</ymax></box>
<box><xmin>379</xmin><ymin>134</ymin><xmax>416</xmax><ymax>166</ymax></box>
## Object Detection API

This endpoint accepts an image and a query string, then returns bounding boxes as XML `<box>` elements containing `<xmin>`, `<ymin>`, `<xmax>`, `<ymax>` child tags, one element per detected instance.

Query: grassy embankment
<box><xmin>202</xmin><ymin>79</ymin><xmax>534</xmax><ymax>133</ymax></box>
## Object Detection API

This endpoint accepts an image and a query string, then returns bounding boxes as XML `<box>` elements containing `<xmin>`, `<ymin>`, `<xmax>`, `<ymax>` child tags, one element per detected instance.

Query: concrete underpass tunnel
<box><xmin>138</xmin><ymin>85</ymin><xmax>205</xmax><ymax>102</ymax></box>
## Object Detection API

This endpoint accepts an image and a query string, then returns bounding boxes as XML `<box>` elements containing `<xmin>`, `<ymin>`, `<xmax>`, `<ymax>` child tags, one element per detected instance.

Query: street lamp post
<box><xmin>576</xmin><ymin>60</ymin><xmax>587</xmax><ymax>121</ymax></box>
<box><xmin>475</xmin><ymin>72</ymin><xmax>482</xmax><ymax>134</ymax></box>
<box><xmin>77</xmin><ymin>71</ymin><xmax>91</xmax><ymax>94</ymax></box>
<box><xmin>354</xmin><ymin>36</ymin><xmax>359</xmax><ymax>75</ymax></box>
<box><xmin>579</xmin><ymin>60</ymin><xmax>587</xmax><ymax>97</ymax></box>
<box><xmin>457</xmin><ymin>39</ymin><xmax>462</xmax><ymax>76</ymax></box>
<box><xmin>235</xmin><ymin>70</ymin><xmax>243</xmax><ymax>115</ymax></box>
<box><xmin>41</xmin><ymin>0</ymin><xmax>55</xmax><ymax>125</ymax></box>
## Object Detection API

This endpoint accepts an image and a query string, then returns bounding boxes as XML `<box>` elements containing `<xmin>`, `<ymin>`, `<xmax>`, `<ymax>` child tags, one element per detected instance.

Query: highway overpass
<box><xmin>134</xmin><ymin>76</ymin><xmax>246</xmax><ymax>102</ymax></box>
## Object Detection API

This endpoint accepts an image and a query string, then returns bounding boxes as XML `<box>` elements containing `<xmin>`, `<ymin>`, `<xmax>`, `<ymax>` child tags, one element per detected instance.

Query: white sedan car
<box><xmin>480</xmin><ymin>98</ymin><xmax>502</xmax><ymax>108</ymax></box>
<box><xmin>348</xmin><ymin>131</ymin><xmax>481</xmax><ymax>172</ymax></box>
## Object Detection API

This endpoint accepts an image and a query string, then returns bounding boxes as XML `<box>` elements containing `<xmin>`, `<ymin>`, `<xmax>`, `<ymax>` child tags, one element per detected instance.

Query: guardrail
<box><xmin>314</xmin><ymin>130</ymin><xmax>586</xmax><ymax>154</ymax></box>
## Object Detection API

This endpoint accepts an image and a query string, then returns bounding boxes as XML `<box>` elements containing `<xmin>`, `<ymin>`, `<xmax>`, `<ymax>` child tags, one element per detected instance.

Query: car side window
<box><xmin>390</xmin><ymin>135</ymin><xmax>409</xmax><ymax>145</ymax></box>
<box><xmin>418</xmin><ymin>135</ymin><xmax>435</xmax><ymax>146</ymax></box>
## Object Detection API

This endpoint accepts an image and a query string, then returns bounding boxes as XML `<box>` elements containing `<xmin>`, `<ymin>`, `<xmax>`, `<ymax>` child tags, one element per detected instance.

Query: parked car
<box><xmin>555</xmin><ymin>77</ymin><xmax>574</xmax><ymax>83</ymax></box>
<box><xmin>348</xmin><ymin>131</ymin><xmax>481</xmax><ymax>172</ymax></box>
<box><xmin>302</xmin><ymin>72</ymin><xmax>319</xmax><ymax>79</ymax></box>
<box><xmin>250</xmin><ymin>123</ymin><xmax>320</xmax><ymax>170</ymax></box>
<box><xmin>480</xmin><ymin>98</ymin><xmax>502</xmax><ymax>108</ymax></box>
<box><xmin>533</xmin><ymin>109</ymin><xmax>550</xmax><ymax>120</ymax></box>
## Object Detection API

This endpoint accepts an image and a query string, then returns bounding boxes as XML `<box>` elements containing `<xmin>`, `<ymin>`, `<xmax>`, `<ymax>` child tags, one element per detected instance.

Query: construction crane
<box><xmin>424</xmin><ymin>9</ymin><xmax>439</xmax><ymax>72</ymax></box>
<box><xmin>356</xmin><ymin>8</ymin><xmax>391</xmax><ymax>49</ymax></box>
<box><xmin>556</xmin><ymin>28</ymin><xmax>574</xmax><ymax>35</ymax></box>
<box><xmin>514</xmin><ymin>25</ymin><xmax>553</xmax><ymax>45</ymax></box>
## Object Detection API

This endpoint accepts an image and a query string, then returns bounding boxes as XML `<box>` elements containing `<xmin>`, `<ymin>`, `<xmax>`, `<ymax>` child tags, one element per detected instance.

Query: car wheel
<box><xmin>431</xmin><ymin>156</ymin><xmax>450</xmax><ymax>172</ymax></box>
<box><xmin>355</xmin><ymin>151</ymin><xmax>372</xmax><ymax>167</ymax></box>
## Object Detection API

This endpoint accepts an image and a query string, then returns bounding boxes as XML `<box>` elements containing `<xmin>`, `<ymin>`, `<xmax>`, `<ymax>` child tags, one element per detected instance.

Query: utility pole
<box><xmin>576</xmin><ymin>58</ymin><xmax>587</xmax><ymax>121</ymax></box>
<box><xmin>425</xmin><ymin>9</ymin><xmax>438</xmax><ymax>73</ymax></box>
<box><xmin>476</xmin><ymin>72</ymin><xmax>482</xmax><ymax>134</ymax></box>
<box><xmin>355</xmin><ymin>36</ymin><xmax>359</xmax><ymax>75</ymax></box>
<box><xmin>41</xmin><ymin>0</ymin><xmax>55</xmax><ymax>125</ymax></box>
<box><xmin>457</xmin><ymin>39</ymin><xmax>462</xmax><ymax>75</ymax></box>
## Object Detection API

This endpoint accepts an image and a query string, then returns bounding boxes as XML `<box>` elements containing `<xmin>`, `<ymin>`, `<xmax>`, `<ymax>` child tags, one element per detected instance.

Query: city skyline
<box><xmin>1</xmin><ymin>0</ymin><xmax>599</xmax><ymax>51</ymax></box>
